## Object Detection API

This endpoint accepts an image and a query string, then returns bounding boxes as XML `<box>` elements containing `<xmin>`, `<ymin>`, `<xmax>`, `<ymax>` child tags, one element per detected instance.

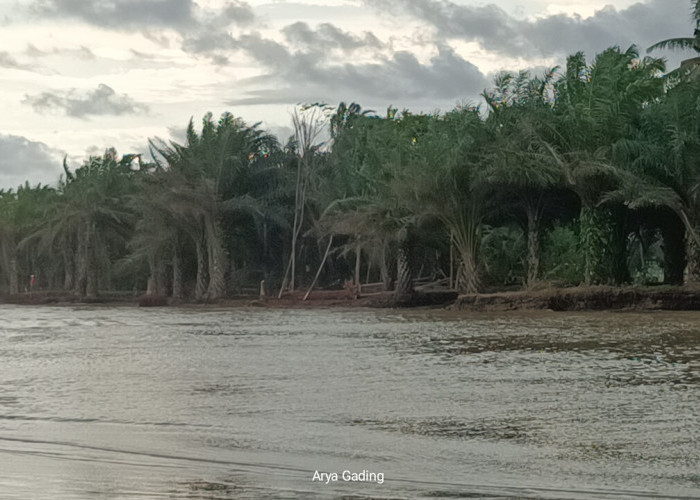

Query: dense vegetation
<box><xmin>2</xmin><ymin>44</ymin><xmax>700</xmax><ymax>301</ymax></box>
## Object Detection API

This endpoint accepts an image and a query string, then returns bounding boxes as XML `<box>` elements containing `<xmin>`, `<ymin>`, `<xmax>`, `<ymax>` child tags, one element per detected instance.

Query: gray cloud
<box><xmin>181</xmin><ymin>0</ymin><xmax>255</xmax><ymax>55</ymax></box>
<box><xmin>182</xmin><ymin>31</ymin><xmax>238</xmax><ymax>54</ymax></box>
<box><xmin>0</xmin><ymin>51</ymin><xmax>21</xmax><ymax>68</ymax></box>
<box><xmin>217</xmin><ymin>1</ymin><xmax>255</xmax><ymax>27</ymax></box>
<box><xmin>25</xmin><ymin>43</ymin><xmax>95</xmax><ymax>60</ymax></box>
<box><xmin>184</xmin><ymin>20</ymin><xmax>384</xmax><ymax>61</ymax></box>
<box><xmin>229</xmin><ymin>35</ymin><xmax>487</xmax><ymax>106</ymax></box>
<box><xmin>282</xmin><ymin>22</ymin><xmax>384</xmax><ymax>52</ymax></box>
<box><xmin>30</xmin><ymin>0</ymin><xmax>256</xmax><ymax>54</ymax></box>
<box><xmin>369</xmin><ymin>0</ymin><xmax>694</xmax><ymax>63</ymax></box>
<box><xmin>0</xmin><ymin>135</ymin><xmax>64</xmax><ymax>189</ymax></box>
<box><xmin>23</xmin><ymin>83</ymin><xmax>149</xmax><ymax>118</ymax></box>
<box><xmin>32</xmin><ymin>0</ymin><xmax>197</xmax><ymax>30</ymax></box>
<box><xmin>0</xmin><ymin>51</ymin><xmax>30</xmax><ymax>70</ymax></box>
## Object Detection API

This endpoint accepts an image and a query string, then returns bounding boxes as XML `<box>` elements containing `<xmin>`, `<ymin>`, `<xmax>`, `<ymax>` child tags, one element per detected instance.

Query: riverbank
<box><xmin>453</xmin><ymin>285</ymin><xmax>700</xmax><ymax>311</ymax></box>
<box><xmin>2</xmin><ymin>285</ymin><xmax>700</xmax><ymax>311</ymax></box>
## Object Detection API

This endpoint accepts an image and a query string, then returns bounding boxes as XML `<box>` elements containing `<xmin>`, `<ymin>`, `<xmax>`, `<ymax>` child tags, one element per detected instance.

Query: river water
<box><xmin>0</xmin><ymin>304</ymin><xmax>698</xmax><ymax>499</ymax></box>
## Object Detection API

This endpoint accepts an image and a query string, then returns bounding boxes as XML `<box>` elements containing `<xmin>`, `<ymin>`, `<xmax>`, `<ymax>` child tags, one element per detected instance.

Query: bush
<box><xmin>480</xmin><ymin>225</ymin><xmax>525</xmax><ymax>288</ymax></box>
<box><xmin>541</xmin><ymin>222</ymin><xmax>584</xmax><ymax>286</ymax></box>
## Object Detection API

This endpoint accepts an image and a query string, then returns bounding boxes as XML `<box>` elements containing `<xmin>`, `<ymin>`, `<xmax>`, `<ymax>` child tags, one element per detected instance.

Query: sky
<box><xmin>0</xmin><ymin>0</ymin><xmax>697</xmax><ymax>189</ymax></box>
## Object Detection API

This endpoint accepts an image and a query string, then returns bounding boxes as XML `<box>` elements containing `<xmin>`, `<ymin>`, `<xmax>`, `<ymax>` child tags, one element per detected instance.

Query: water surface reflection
<box><xmin>0</xmin><ymin>305</ymin><xmax>698</xmax><ymax>499</ymax></box>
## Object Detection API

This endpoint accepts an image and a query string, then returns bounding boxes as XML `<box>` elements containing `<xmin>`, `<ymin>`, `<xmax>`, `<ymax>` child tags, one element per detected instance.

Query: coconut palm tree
<box><xmin>648</xmin><ymin>1</ymin><xmax>700</xmax><ymax>53</ymax></box>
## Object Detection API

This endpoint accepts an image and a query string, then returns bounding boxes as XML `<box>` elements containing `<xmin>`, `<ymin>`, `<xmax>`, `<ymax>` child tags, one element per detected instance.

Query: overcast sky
<box><xmin>0</xmin><ymin>0</ymin><xmax>696</xmax><ymax>189</ymax></box>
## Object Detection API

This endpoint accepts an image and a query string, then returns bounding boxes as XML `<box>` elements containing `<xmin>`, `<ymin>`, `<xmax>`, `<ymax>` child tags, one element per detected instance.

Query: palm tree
<box><xmin>482</xmin><ymin>69</ymin><xmax>562</xmax><ymax>288</ymax></box>
<box><xmin>549</xmin><ymin>47</ymin><xmax>666</xmax><ymax>284</ymax></box>
<box><xmin>150</xmin><ymin>112</ymin><xmax>283</xmax><ymax>300</ymax></box>
<box><xmin>612</xmin><ymin>77</ymin><xmax>700</xmax><ymax>285</ymax></box>
<box><xmin>648</xmin><ymin>1</ymin><xmax>700</xmax><ymax>53</ymax></box>
<box><xmin>0</xmin><ymin>188</ymin><xmax>24</xmax><ymax>294</ymax></box>
<box><xmin>306</xmin><ymin>104</ymin><xmax>404</xmax><ymax>296</ymax></box>
<box><xmin>395</xmin><ymin>107</ymin><xmax>489</xmax><ymax>294</ymax></box>
<box><xmin>23</xmin><ymin>151</ymin><xmax>136</xmax><ymax>297</ymax></box>
<box><xmin>64</xmin><ymin>151</ymin><xmax>134</xmax><ymax>296</ymax></box>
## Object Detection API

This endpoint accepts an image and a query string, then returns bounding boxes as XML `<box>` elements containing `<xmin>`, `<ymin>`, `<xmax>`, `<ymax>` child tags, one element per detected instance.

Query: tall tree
<box><xmin>397</xmin><ymin>107</ymin><xmax>489</xmax><ymax>293</ymax></box>
<box><xmin>482</xmin><ymin>69</ymin><xmax>562</xmax><ymax>288</ymax></box>
<box><xmin>550</xmin><ymin>47</ymin><xmax>666</xmax><ymax>284</ymax></box>
<box><xmin>0</xmin><ymin>185</ymin><xmax>55</xmax><ymax>294</ymax></box>
<box><xmin>151</xmin><ymin>112</ymin><xmax>283</xmax><ymax>300</ymax></box>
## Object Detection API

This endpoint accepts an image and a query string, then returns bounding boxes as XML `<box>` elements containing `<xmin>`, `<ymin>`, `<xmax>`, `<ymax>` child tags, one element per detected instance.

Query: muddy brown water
<box><xmin>0</xmin><ymin>305</ymin><xmax>698</xmax><ymax>499</ymax></box>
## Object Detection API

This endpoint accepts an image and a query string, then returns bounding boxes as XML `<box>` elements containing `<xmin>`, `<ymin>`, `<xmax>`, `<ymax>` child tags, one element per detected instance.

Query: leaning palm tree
<box><xmin>648</xmin><ymin>1</ymin><xmax>700</xmax><ymax>53</ymax></box>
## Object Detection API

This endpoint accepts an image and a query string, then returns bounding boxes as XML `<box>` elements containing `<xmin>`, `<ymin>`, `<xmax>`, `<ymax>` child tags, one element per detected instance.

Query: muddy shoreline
<box><xmin>3</xmin><ymin>285</ymin><xmax>700</xmax><ymax>311</ymax></box>
<box><xmin>453</xmin><ymin>285</ymin><xmax>700</xmax><ymax>311</ymax></box>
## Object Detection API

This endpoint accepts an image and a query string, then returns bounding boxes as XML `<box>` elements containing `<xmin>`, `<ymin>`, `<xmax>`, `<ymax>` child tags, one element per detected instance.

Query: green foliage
<box><xmin>480</xmin><ymin>225</ymin><xmax>526</xmax><ymax>287</ymax></box>
<box><xmin>627</xmin><ymin>229</ymin><xmax>665</xmax><ymax>285</ymax></box>
<box><xmin>579</xmin><ymin>206</ymin><xmax>616</xmax><ymax>284</ymax></box>
<box><xmin>541</xmin><ymin>223</ymin><xmax>584</xmax><ymax>285</ymax></box>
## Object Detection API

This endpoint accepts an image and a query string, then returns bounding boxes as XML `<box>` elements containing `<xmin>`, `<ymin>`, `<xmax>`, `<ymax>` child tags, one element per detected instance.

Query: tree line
<box><xmin>1</xmin><ymin>45</ymin><xmax>700</xmax><ymax>300</ymax></box>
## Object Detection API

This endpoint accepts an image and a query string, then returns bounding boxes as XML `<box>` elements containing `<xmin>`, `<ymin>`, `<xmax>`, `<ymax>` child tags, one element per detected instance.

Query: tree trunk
<box><xmin>8</xmin><ymin>254</ymin><xmax>18</xmax><ymax>295</ymax></box>
<box><xmin>85</xmin><ymin>222</ymin><xmax>98</xmax><ymax>297</ymax></box>
<box><xmin>146</xmin><ymin>254</ymin><xmax>166</xmax><ymax>296</ymax></box>
<box><xmin>194</xmin><ymin>236</ymin><xmax>208</xmax><ymax>301</ymax></box>
<box><xmin>287</xmin><ymin>158</ymin><xmax>307</xmax><ymax>294</ymax></box>
<box><xmin>354</xmin><ymin>243</ymin><xmax>362</xmax><ymax>296</ymax></box>
<box><xmin>452</xmin><ymin>217</ymin><xmax>481</xmax><ymax>294</ymax></box>
<box><xmin>278</xmin><ymin>255</ymin><xmax>292</xmax><ymax>298</ymax></box>
<box><xmin>525</xmin><ymin>205</ymin><xmax>540</xmax><ymax>289</ymax></box>
<box><xmin>457</xmin><ymin>248</ymin><xmax>479</xmax><ymax>294</ymax></box>
<box><xmin>684</xmin><ymin>225</ymin><xmax>700</xmax><ymax>286</ymax></box>
<box><xmin>580</xmin><ymin>206</ymin><xmax>595</xmax><ymax>286</ymax></box>
<box><xmin>63</xmin><ymin>238</ymin><xmax>75</xmax><ymax>291</ymax></box>
<box><xmin>449</xmin><ymin>231</ymin><xmax>454</xmax><ymax>290</ymax></box>
<box><xmin>75</xmin><ymin>225</ymin><xmax>88</xmax><ymax>297</ymax></box>
<box><xmin>205</xmin><ymin>219</ymin><xmax>226</xmax><ymax>300</ymax></box>
<box><xmin>610</xmin><ymin>206</ymin><xmax>630</xmax><ymax>285</ymax></box>
<box><xmin>303</xmin><ymin>235</ymin><xmax>333</xmax><ymax>301</ymax></box>
<box><xmin>380</xmin><ymin>241</ymin><xmax>392</xmax><ymax>292</ymax></box>
<box><xmin>172</xmin><ymin>246</ymin><xmax>183</xmax><ymax>299</ymax></box>
<box><xmin>662</xmin><ymin>215</ymin><xmax>685</xmax><ymax>285</ymax></box>
<box><xmin>394</xmin><ymin>246</ymin><xmax>413</xmax><ymax>299</ymax></box>
<box><xmin>580</xmin><ymin>205</ymin><xmax>612</xmax><ymax>286</ymax></box>
<box><xmin>146</xmin><ymin>255</ymin><xmax>157</xmax><ymax>296</ymax></box>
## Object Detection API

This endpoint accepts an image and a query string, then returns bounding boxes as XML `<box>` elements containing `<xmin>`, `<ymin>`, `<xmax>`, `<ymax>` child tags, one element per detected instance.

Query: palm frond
<box><xmin>647</xmin><ymin>37</ymin><xmax>696</xmax><ymax>53</ymax></box>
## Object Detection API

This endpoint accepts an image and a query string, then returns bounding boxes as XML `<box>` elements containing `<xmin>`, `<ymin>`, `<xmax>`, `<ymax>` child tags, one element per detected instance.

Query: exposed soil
<box><xmin>2</xmin><ymin>285</ymin><xmax>700</xmax><ymax>311</ymax></box>
<box><xmin>452</xmin><ymin>285</ymin><xmax>700</xmax><ymax>312</ymax></box>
